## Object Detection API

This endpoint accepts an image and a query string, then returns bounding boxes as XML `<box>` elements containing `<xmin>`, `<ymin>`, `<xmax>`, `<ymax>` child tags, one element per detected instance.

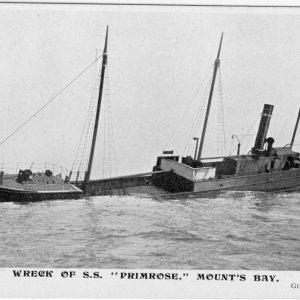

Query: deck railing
<box><xmin>0</xmin><ymin>161</ymin><xmax>71</xmax><ymax>180</ymax></box>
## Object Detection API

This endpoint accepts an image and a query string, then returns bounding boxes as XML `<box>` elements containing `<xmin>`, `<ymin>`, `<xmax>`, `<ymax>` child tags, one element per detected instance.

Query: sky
<box><xmin>0</xmin><ymin>4</ymin><xmax>300</xmax><ymax>178</ymax></box>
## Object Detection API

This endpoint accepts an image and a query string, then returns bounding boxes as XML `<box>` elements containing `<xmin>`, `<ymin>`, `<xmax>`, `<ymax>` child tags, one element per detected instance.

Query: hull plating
<box><xmin>0</xmin><ymin>186</ymin><xmax>82</xmax><ymax>202</ymax></box>
<box><xmin>153</xmin><ymin>168</ymin><xmax>300</xmax><ymax>197</ymax></box>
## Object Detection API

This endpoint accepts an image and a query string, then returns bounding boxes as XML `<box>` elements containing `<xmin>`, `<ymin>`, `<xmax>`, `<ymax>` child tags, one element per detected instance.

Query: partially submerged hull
<box><xmin>148</xmin><ymin>37</ymin><xmax>300</xmax><ymax>198</ymax></box>
<box><xmin>152</xmin><ymin>141</ymin><xmax>300</xmax><ymax>197</ymax></box>
<box><xmin>75</xmin><ymin>170</ymin><xmax>170</xmax><ymax>197</ymax></box>
<box><xmin>152</xmin><ymin>168</ymin><xmax>300</xmax><ymax>198</ymax></box>
<box><xmin>0</xmin><ymin>186</ymin><xmax>82</xmax><ymax>202</ymax></box>
<box><xmin>193</xmin><ymin>168</ymin><xmax>300</xmax><ymax>192</ymax></box>
<box><xmin>0</xmin><ymin>172</ymin><xmax>82</xmax><ymax>202</ymax></box>
<box><xmin>72</xmin><ymin>167</ymin><xmax>300</xmax><ymax>198</ymax></box>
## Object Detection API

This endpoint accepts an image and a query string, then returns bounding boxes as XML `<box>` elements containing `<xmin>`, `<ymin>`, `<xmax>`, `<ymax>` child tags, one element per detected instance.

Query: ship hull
<box><xmin>0</xmin><ymin>186</ymin><xmax>82</xmax><ymax>202</ymax></box>
<box><xmin>152</xmin><ymin>168</ymin><xmax>300</xmax><ymax>197</ymax></box>
<box><xmin>0</xmin><ymin>172</ymin><xmax>83</xmax><ymax>202</ymax></box>
<box><xmin>75</xmin><ymin>170</ymin><xmax>170</xmax><ymax>196</ymax></box>
<box><xmin>193</xmin><ymin>169</ymin><xmax>300</xmax><ymax>192</ymax></box>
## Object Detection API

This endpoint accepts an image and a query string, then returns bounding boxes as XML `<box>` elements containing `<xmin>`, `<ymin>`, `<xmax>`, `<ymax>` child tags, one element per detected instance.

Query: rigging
<box><xmin>0</xmin><ymin>55</ymin><xmax>103</xmax><ymax>148</ymax></box>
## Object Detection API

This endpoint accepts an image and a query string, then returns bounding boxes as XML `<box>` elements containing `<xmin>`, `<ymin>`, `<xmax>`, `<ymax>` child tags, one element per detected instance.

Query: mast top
<box><xmin>216</xmin><ymin>32</ymin><xmax>223</xmax><ymax>61</ymax></box>
<box><xmin>104</xmin><ymin>25</ymin><xmax>109</xmax><ymax>54</ymax></box>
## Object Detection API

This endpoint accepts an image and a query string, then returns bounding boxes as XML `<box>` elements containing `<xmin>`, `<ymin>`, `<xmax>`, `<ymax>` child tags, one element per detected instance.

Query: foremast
<box><xmin>196</xmin><ymin>33</ymin><xmax>223</xmax><ymax>161</ymax></box>
<box><xmin>83</xmin><ymin>26</ymin><xmax>109</xmax><ymax>190</ymax></box>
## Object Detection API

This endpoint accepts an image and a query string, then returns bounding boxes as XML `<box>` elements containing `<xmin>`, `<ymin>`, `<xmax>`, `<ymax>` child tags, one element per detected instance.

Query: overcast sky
<box><xmin>0</xmin><ymin>4</ymin><xmax>300</xmax><ymax>178</ymax></box>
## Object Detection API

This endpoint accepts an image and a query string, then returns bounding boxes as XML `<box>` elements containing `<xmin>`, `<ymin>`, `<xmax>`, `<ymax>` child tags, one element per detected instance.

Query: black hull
<box><xmin>0</xmin><ymin>186</ymin><xmax>82</xmax><ymax>202</ymax></box>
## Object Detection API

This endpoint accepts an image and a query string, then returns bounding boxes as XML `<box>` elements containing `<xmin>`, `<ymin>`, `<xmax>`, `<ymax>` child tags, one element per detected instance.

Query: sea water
<box><xmin>0</xmin><ymin>191</ymin><xmax>299</xmax><ymax>270</ymax></box>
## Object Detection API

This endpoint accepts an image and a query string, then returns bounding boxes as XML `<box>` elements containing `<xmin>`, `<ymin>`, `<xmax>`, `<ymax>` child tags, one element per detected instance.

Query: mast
<box><xmin>291</xmin><ymin>108</ymin><xmax>300</xmax><ymax>148</ymax></box>
<box><xmin>84</xmin><ymin>26</ymin><xmax>109</xmax><ymax>187</ymax></box>
<box><xmin>193</xmin><ymin>137</ymin><xmax>199</xmax><ymax>160</ymax></box>
<box><xmin>196</xmin><ymin>33</ymin><xmax>223</xmax><ymax>161</ymax></box>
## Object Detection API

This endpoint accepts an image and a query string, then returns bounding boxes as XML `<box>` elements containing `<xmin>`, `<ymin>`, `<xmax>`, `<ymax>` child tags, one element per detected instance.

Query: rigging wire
<box><xmin>229</xmin><ymin>112</ymin><xmax>261</xmax><ymax>155</ymax></box>
<box><xmin>0</xmin><ymin>54</ymin><xmax>103</xmax><ymax>149</ymax></box>
<box><xmin>163</xmin><ymin>63</ymin><xmax>214</xmax><ymax>152</ymax></box>
<box><xmin>217</xmin><ymin>64</ymin><xmax>226</xmax><ymax>157</ymax></box>
<box><xmin>102</xmin><ymin>67</ymin><xmax>118</xmax><ymax>178</ymax></box>
<box><xmin>182</xmin><ymin>69</ymin><xmax>214</xmax><ymax>156</ymax></box>
<box><xmin>70</xmin><ymin>64</ymin><xmax>102</xmax><ymax>181</ymax></box>
<box><xmin>70</xmin><ymin>58</ymin><xmax>118</xmax><ymax>181</ymax></box>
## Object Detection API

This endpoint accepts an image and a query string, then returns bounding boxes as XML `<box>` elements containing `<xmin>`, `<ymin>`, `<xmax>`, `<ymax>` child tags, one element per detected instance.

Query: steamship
<box><xmin>151</xmin><ymin>34</ymin><xmax>300</xmax><ymax>196</ymax></box>
<box><xmin>76</xmin><ymin>31</ymin><xmax>300</xmax><ymax>197</ymax></box>
<box><xmin>5</xmin><ymin>27</ymin><xmax>299</xmax><ymax>200</ymax></box>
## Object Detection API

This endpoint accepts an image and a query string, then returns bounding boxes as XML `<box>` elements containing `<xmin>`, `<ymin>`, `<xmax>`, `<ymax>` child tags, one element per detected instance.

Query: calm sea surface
<box><xmin>0</xmin><ymin>191</ymin><xmax>299</xmax><ymax>270</ymax></box>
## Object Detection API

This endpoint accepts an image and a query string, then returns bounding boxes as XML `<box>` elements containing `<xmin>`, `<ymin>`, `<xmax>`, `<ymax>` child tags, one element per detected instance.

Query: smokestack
<box><xmin>253</xmin><ymin>104</ymin><xmax>274</xmax><ymax>151</ymax></box>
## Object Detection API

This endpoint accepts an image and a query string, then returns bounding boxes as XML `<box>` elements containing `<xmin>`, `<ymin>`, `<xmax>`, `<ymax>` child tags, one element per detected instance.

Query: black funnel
<box><xmin>253</xmin><ymin>104</ymin><xmax>274</xmax><ymax>151</ymax></box>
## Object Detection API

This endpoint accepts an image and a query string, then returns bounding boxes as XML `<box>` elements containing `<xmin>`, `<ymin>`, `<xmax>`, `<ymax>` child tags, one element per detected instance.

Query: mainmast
<box><xmin>196</xmin><ymin>33</ymin><xmax>223</xmax><ymax>161</ymax></box>
<box><xmin>84</xmin><ymin>26</ymin><xmax>109</xmax><ymax>187</ymax></box>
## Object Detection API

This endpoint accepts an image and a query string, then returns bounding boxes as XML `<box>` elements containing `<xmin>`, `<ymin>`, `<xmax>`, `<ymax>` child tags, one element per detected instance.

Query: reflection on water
<box><xmin>0</xmin><ymin>191</ymin><xmax>299</xmax><ymax>270</ymax></box>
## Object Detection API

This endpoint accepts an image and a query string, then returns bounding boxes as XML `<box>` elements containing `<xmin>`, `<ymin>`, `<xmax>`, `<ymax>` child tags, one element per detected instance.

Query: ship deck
<box><xmin>2</xmin><ymin>173</ymin><xmax>80</xmax><ymax>192</ymax></box>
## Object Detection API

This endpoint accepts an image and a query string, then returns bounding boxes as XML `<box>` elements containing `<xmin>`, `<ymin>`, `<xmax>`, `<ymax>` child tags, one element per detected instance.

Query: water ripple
<box><xmin>0</xmin><ymin>191</ymin><xmax>299</xmax><ymax>269</ymax></box>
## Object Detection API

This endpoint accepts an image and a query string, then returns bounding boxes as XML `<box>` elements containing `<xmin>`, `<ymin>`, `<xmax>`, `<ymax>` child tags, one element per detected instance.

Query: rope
<box><xmin>70</xmin><ymin>62</ymin><xmax>118</xmax><ymax>181</ymax></box>
<box><xmin>104</xmin><ymin>68</ymin><xmax>118</xmax><ymax>177</ymax></box>
<box><xmin>102</xmin><ymin>68</ymin><xmax>118</xmax><ymax>178</ymax></box>
<box><xmin>71</xmin><ymin>64</ymin><xmax>102</xmax><ymax>180</ymax></box>
<box><xmin>0</xmin><ymin>55</ymin><xmax>103</xmax><ymax>148</ymax></box>
<box><xmin>229</xmin><ymin>113</ymin><xmax>261</xmax><ymax>155</ymax></box>
<box><xmin>163</xmin><ymin>63</ymin><xmax>214</xmax><ymax>152</ymax></box>
<box><xmin>217</xmin><ymin>65</ymin><xmax>226</xmax><ymax>156</ymax></box>
<box><xmin>182</xmin><ymin>65</ymin><xmax>215</xmax><ymax>156</ymax></box>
